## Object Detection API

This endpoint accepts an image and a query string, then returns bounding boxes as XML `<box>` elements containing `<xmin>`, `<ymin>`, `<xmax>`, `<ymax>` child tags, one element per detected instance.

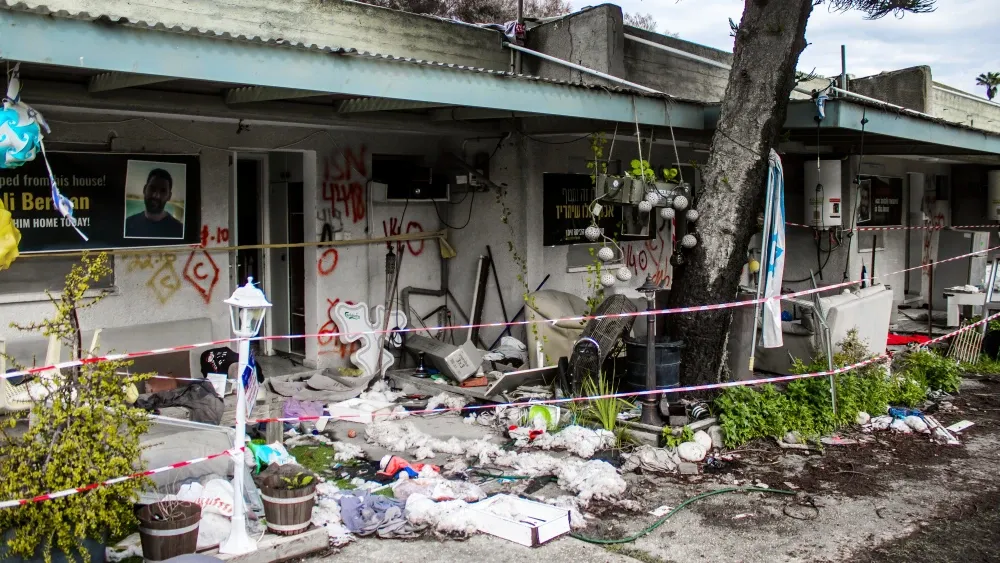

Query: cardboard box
<box><xmin>470</xmin><ymin>494</ymin><xmax>571</xmax><ymax>547</ymax></box>
<box><xmin>326</xmin><ymin>398</ymin><xmax>395</xmax><ymax>424</ymax></box>
<box><xmin>404</xmin><ymin>335</ymin><xmax>483</xmax><ymax>382</ymax></box>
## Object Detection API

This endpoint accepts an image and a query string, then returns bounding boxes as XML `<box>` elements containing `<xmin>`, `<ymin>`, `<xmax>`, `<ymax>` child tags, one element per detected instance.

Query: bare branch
<box><xmin>822</xmin><ymin>0</ymin><xmax>936</xmax><ymax>19</ymax></box>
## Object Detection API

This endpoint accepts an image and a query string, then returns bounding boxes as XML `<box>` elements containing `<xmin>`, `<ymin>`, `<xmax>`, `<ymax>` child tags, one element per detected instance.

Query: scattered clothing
<box><xmin>378</xmin><ymin>455</ymin><xmax>440</xmax><ymax>480</ymax></box>
<box><xmin>338</xmin><ymin>491</ymin><xmax>422</xmax><ymax>538</ymax></box>
<box><xmin>136</xmin><ymin>380</ymin><xmax>224</xmax><ymax>424</ymax></box>
<box><xmin>282</xmin><ymin>398</ymin><xmax>325</xmax><ymax>420</ymax></box>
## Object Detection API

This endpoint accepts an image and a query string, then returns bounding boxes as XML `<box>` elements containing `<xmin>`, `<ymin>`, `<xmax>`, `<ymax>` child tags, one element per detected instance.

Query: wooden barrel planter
<box><xmin>259</xmin><ymin>479</ymin><xmax>317</xmax><ymax>536</ymax></box>
<box><xmin>136</xmin><ymin>501</ymin><xmax>202</xmax><ymax>563</ymax></box>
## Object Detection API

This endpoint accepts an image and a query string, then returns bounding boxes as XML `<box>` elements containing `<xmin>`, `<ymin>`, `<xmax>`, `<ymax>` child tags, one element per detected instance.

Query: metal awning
<box><xmin>780</xmin><ymin>100</ymin><xmax>1000</xmax><ymax>157</ymax></box>
<box><xmin>0</xmin><ymin>9</ymin><xmax>706</xmax><ymax>131</ymax></box>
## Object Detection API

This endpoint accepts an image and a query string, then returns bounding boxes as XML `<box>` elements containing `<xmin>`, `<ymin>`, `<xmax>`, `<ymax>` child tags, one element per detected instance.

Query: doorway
<box><xmin>268</xmin><ymin>179</ymin><xmax>306</xmax><ymax>358</ymax></box>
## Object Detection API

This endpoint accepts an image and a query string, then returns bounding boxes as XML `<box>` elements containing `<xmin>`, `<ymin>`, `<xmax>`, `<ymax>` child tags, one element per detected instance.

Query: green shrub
<box><xmin>900</xmin><ymin>349</ymin><xmax>961</xmax><ymax>393</ymax></box>
<box><xmin>716</xmin><ymin>330</ymin><xmax>930</xmax><ymax>447</ymax></box>
<box><xmin>0</xmin><ymin>254</ymin><xmax>150</xmax><ymax>563</ymax></box>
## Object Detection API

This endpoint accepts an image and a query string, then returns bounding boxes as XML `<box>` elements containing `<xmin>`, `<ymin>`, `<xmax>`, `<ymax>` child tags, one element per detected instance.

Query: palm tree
<box><xmin>976</xmin><ymin>72</ymin><xmax>1000</xmax><ymax>101</ymax></box>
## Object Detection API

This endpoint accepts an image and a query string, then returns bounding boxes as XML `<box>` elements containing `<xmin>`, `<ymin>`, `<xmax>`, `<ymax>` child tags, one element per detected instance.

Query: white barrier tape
<box><xmin>4</xmin><ymin>242</ymin><xmax>998</xmax><ymax>382</ymax></box>
<box><xmin>787</xmin><ymin>222</ymin><xmax>1000</xmax><ymax>232</ymax></box>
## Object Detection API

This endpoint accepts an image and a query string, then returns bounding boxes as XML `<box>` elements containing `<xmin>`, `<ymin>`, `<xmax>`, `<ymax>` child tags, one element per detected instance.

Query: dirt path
<box><xmin>309</xmin><ymin>376</ymin><xmax>1000</xmax><ymax>563</ymax></box>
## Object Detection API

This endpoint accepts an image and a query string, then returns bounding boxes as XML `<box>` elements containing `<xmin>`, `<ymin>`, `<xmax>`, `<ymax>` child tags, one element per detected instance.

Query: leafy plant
<box><xmin>0</xmin><ymin>253</ymin><xmax>150</xmax><ymax>563</ymax></box>
<box><xmin>715</xmin><ymin>330</ymin><xmax>931</xmax><ymax>447</ymax></box>
<box><xmin>628</xmin><ymin>159</ymin><xmax>656</xmax><ymax>183</ymax></box>
<box><xmin>279</xmin><ymin>473</ymin><xmax>315</xmax><ymax>490</ymax></box>
<box><xmin>900</xmin><ymin>348</ymin><xmax>961</xmax><ymax>394</ymax></box>
<box><xmin>661</xmin><ymin>425</ymin><xmax>694</xmax><ymax>449</ymax></box>
<box><xmin>581</xmin><ymin>372</ymin><xmax>632</xmax><ymax>439</ymax></box>
<box><xmin>661</xmin><ymin>168</ymin><xmax>679</xmax><ymax>183</ymax></box>
<box><xmin>960</xmin><ymin>354</ymin><xmax>1000</xmax><ymax>376</ymax></box>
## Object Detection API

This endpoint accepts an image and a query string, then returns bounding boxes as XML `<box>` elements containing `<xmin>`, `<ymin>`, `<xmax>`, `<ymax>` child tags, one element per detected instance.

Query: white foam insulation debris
<box><xmin>426</xmin><ymin>392</ymin><xmax>472</xmax><ymax>413</ymax></box>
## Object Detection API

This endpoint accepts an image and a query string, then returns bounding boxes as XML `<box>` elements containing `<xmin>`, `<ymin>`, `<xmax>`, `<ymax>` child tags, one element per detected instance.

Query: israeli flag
<box><xmin>761</xmin><ymin>150</ymin><xmax>785</xmax><ymax>348</ymax></box>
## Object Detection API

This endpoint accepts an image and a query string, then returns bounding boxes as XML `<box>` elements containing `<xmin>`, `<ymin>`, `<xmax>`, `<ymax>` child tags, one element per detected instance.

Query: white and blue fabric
<box><xmin>760</xmin><ymin>149</ymin><xmax>786</xmax><ymax>348</ymax></box>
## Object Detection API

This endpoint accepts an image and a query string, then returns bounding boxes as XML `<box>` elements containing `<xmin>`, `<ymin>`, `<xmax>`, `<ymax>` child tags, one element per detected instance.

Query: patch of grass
<box><xmin>581</xmin><ymin>371</ymin><xmax>633</xmax><ymax>446</ymax></box>
<box><xmin>288</xmin><ymin>445</ymin><xmax>336</xmax><ymax>474</ymax></box>
<box><xmin>961</xmin><ymin>354</ymin><xmax>1000</xmax><ymax>376</ymax></box>
<box><xmin>332</xmin><ymin>478</ymin><xmax>357</xmax><ymax>490</ymax></box>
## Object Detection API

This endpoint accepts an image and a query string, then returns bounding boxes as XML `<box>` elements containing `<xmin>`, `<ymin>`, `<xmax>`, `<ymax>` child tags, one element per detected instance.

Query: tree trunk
<box><xmin>666</xmin><ymin>0</ymin><xmax>814</xmax><ymax>385</ymax></box>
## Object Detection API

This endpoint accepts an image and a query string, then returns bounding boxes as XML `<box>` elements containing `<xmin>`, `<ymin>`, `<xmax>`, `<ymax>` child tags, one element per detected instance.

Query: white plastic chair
<box><xmin>0</xmin><ymin>330</ymin><xmax>101</xmax><ymax>414</ymax></box>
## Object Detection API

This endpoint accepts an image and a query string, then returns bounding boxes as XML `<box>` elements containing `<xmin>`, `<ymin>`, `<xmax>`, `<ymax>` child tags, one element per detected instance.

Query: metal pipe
<box><xmin>828</xmin><ymin>86</ymin><xmax>938</xmax><ymax>120</ymax></box>
<box><xmin>624</xmin><ymin>33</ymin><xmax>732</xmax><ymax>70</ymax></box>
<box><xmin>840</xmin><ymin>45</ymin><xmax>848</xmax><ymax>94</ymax></box>
<box><xmin>504</xmin><ymin>43</ymin><xmax>663</xmax><ymax>95</ymax></box>
<box><xmin>515</xmin><ymin>0</ymin><xmax>524</xmax><ymax>75</ymax></box>
<box><xmin>623</xmin><ymin>33</ymin><xmax>818</xmax><ymax>99</ymax></box>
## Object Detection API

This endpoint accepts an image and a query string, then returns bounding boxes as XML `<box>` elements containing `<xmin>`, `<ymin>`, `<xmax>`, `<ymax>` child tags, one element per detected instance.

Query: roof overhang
<box><xmin>0</xmin><ymin>9</ymin><xmax>705</xmax><ymax>131</ymax></box>
<box><xmin>704</xmin><ymin>100</ymin><xmax>1000</xmax><ymax>159</ymax></box>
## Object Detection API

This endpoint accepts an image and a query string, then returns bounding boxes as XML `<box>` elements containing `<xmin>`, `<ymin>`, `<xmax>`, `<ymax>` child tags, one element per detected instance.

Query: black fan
<box><xmin>558</xmin><ymin>294</ymin><xmax>638</xmax><ymax>397</ymax></box>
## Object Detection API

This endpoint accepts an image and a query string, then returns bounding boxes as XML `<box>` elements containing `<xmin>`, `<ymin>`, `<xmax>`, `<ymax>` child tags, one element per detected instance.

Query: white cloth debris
<box><xmin>312</xmin><ymin>482</ymin><xmax>354</xmax><ymax>546</ymax></box>
<box><xmin>677</xmin><ymin>442</ymin><xmax>707</xmax><ymax>462</ymax></box>
<box><xmin>856</xmin><ymin>411</ymin><xmax>871</xmax><ymax>425</ymax></box>
<box><xmin>890</xmin><ymin>418</ymin><xmax>913</xmax><ymax>434</ymax></box>
<box><xmin>392</xmin><ymin>477</ymin><xmax>487</xmax><ymax>503</ymax></box>
<box><xmin>106</xmin><ymin>534</ymin><xmax>142</xmax><ymax>562</ymax></box>
<box><xmin>545</xmin><ymin>496</ymin><xmax>589</xmax><ymax>529</ymax></box>
<box><xmin>694</xmin><ymin>430</ymin><xmax>713</xmax><ymax>451</ymax></box>
<box><xmin>334</xmin><ymin>442</ymin><xmax>366</xmax><ymax>462</ymax></box>
<box><xmin>367</xmin><ymin>422</ymin><xmax>627</xmax><ymax>505</ymax></box>
<box><xmin>483</xmin><ymin>336</ymin><xmax>528</xmax><ymax>365</ymax></box>
<box><xmin>904</xmin><ymin>415</ymin><xmax>929</xmax><ymax>433</ymax></box>
<box><xmin>359</xmin><ymin>380</ymin><xmax>403</xmax><ymax>403</ymax></box>
<box><xmin>621</xmin><ymin>445</ymin><xmax>681</xmax><ymax>474</ymax></box>
<box><xmin>404</xmin><ymin>494</ymin><xmax>480</xmax><ymax>537</ymax></box>
<box><xmin>509</xmin><ymin>425</ymin><xmax>614</xmax><ymax>459</ymax></box>
<box><xmin>870</xmin><ymin>415</ymin><xmax>893</xmax><ymax>431</ymax></box>
<box><xmin>286</xmin><ymin>433</ymin><xmax>334</xmax><ymax>448</ymax></box>
<box><xmin>426</xmin><ymin>392</ymin><xmax>471</xmax><ymax>414</ymax></box>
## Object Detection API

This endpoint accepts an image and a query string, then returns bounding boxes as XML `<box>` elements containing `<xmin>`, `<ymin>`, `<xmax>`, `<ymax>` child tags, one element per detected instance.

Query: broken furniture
<box><xmin>525</xmin><ymin>290</ymin><xmax>588</xmax><ymax>369</ymax></box>
<box><xmin>943</xmin><ymin>287</ymin><xmax>986</xmax><ymax>327</ymax></box>
<box><xmin>403</xmin><ymin>335</ymin><xmax>483</xmax><ymax>383</ymax></box>
<box><xmin>332</xmin><ymin>301</ymin><xmax>408</xmax><ymax>377</ymax></box>
<box><xmin>0</xmin><ymin>330</ymin><xmax>101</xmax><ymax>416</ymax></box>
<box><xmin>753</xmin><ymin>284</ymin><xmax>893</xmax><ymax>374</ymax></box>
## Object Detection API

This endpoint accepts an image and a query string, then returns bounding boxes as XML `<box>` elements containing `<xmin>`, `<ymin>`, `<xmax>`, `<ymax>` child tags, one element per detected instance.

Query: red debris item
<box><xmin>887</xmin><ymin>333</ymin><xmax>931</xmax><ymax>346</ymax></box>
<box><xmin>377</xmin><ymin>455</ymin><xmax>440</xmax><ymax>479</ymax></box>
<box><xmin>460</xmin><ymin>376</ymin><xmax>489</xmax><ymax>388</ymax></box>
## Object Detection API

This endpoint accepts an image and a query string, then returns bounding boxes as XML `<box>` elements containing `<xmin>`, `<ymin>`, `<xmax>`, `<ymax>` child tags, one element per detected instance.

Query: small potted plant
<box><xmin>256</xmin><ymin>465</ymin><xmax>317</xmax><ymax>536</ymax></box>
<box><xmin>0</xmin><ymin>254</ymin><xmax>150</xmax><ymax>563</ymax></box>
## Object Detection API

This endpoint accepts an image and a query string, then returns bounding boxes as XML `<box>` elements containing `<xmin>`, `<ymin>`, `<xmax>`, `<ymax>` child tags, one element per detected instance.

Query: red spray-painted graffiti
<box><xmin>200</xmin><ymin>225</ymin><xmax>230</xmax><ymax>248</ymax></box>
<box><xmin>318</xmin><ymin>298</ymin><xmax>362</xmax><ymax>358</ymax></box>
<box><xmin>127</xmin><ymin>224</ymin><xmax>227</xmax><ymax>304</ymax></box>
<box><xmin>183</xmin><ymin>250</ymin><xmax>221</xmax><ymax>304</ymax></box>
<box><xmin>382</xmin><ymin>218</ymin><xmax>425</xmax><ymax>256</ymax></box>
<box><xmin>317</xmin><ymin>248</ymin><xmax>339</xmax><ymax>276</ymax></box>
<box><xmin>623</xmin><ymin>222</ymin><xmax>673</xmax><ymax>287</ymax></box>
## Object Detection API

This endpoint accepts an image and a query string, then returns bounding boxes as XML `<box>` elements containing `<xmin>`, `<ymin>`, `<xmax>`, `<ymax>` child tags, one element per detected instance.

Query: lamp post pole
<box><xmin>638</xmin><ymin>275</ymin><xmax>662</xmax><ymax>426</ymax></box>
<box><xmin>220</xmin><ymin>277</ymin><xmax>270</xmax><ymax>556</ymax></box>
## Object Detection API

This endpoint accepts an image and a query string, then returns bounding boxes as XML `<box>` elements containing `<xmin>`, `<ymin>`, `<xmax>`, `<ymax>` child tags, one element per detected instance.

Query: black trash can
<box><xmin>622</xmin><ymin>337</ymin><xmax>683</xmax><ymax>393</ymax></box>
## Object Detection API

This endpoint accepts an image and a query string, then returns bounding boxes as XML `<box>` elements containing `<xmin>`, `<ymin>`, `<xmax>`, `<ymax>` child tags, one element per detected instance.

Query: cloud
<box><xmin>611</xmin><ymin>0</ymin><xmax>999</xmax><ymax>96</ymax></box>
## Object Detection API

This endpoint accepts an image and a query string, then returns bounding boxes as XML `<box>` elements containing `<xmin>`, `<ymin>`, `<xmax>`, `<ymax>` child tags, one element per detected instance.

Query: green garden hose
<box><xmin>570</xmin><ymin>487</ymin><xmax>798</xmax><ymax>545</ymax></box>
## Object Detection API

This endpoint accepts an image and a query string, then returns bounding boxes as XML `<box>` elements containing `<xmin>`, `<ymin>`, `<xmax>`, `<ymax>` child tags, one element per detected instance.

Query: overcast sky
<box><xmin>608</xmin><ymin>0</ymin><xmax>998</xmax><ymax>97</ymax></box>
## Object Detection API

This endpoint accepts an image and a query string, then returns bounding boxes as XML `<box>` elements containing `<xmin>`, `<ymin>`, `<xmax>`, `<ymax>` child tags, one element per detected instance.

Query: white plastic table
<box><xmin>944</xmin><ymin>291</ymin><xmax>986</xmax><ymax>327</ymax></box>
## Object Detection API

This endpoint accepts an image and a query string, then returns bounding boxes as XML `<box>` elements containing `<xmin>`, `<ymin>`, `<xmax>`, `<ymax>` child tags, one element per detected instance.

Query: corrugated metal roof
<box><xmin>0</xmin><ymin>0</ymin><xmax>684</xmax><ymax>102</ymax></box>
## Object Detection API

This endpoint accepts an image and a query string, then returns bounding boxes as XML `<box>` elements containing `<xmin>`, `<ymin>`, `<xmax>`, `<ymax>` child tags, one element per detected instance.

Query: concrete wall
<box><xmin>623</xmin><ymin>27</ymin><xmax>732</xmax><ymax>102</ymax></box>
<box><xmin>932</xmin><ymin>84</ymin><xmax>1000</xmax><ymax>135</ymax></box>
<box><xmin>524</xmin><ymin>4</ymin><xmax>625</xmax><ymax>86</ymax></box>
<box><xmin>6</xmin><ymin>0</ymin><xmax>510</xmax><ymax>70</ymax></box>
<box><xmin>849</xmin><ymin>66</ymin><xmax>933</xmax><ymax>114</ymax></box>
<box><xmin>0</xmin><ymin>108</ymin><xmax>452</xmax><ymax>371</ymax></box>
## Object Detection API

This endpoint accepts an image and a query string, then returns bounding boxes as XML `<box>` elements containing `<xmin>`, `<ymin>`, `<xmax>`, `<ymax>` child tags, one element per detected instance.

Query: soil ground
<box><xmin>305</xmin><ymin>376</ymin><xmax>1000</xmax><ymax>562</ymax></box>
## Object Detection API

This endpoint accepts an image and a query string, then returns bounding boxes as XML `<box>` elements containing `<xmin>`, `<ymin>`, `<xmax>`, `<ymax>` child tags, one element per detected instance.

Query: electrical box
<box><xmin>803</xmin><ymin>160</ymin><xmax>843</xmax><ymax>228</ymax></box>
<box><xmin>988</xmin><ymin>170</ymin><xmax>1000</xmax><ymax>221</ymax></box>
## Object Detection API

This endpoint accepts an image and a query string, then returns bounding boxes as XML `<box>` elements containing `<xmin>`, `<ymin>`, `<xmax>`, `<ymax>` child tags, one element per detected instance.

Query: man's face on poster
<box><xmin>144</xmin><ymin>176</ymin><xmax>171</xmax><ymax>214</ymax></box>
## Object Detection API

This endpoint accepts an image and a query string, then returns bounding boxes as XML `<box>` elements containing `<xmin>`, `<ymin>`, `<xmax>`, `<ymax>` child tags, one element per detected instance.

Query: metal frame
<box><xmin>0</xmin><ymin>10</ymin><xmax>705</xmax><ymax>131</ymax></box>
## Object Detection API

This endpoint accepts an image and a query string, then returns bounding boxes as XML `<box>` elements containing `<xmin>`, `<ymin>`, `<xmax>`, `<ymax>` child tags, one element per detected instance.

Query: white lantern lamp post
<box><xmin>219</xmin><ymin>277</ymin><xmax>271</xmax><ymax>555</ymax></box>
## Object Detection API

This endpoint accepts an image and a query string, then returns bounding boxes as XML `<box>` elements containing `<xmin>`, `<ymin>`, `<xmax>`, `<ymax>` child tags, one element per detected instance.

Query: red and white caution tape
<box><xmin>788</xmin><ymin>222</ymin><xmax>1000</xmax><ymax>232</ymax></box>
<box><xmin>4</xmin><ymin>243</ymin><xmax>998</xmax><ymax>382</ymax></box>
<box><xmin>7</xmin><ymin>310</ymin><xmax>996</xmax><ymax>509</ymax></box>
<box><xmin>0</xmin><ymin>447</ymin><xmax>244</xmax><ymax>510</ymax></box>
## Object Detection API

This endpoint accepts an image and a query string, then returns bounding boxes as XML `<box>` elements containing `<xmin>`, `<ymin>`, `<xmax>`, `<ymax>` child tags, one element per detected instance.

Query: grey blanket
<box><xmin>338</xmin><ymin>491</ymin><xmax>422</xmax><ymax>538</ymax></box>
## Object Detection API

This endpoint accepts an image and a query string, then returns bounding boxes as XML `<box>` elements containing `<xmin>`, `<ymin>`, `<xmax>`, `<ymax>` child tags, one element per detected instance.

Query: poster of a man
<box><xmin>123</xmin><ymin>160</ymin><xmax>186</xmax><ymax>239</ymax></box>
